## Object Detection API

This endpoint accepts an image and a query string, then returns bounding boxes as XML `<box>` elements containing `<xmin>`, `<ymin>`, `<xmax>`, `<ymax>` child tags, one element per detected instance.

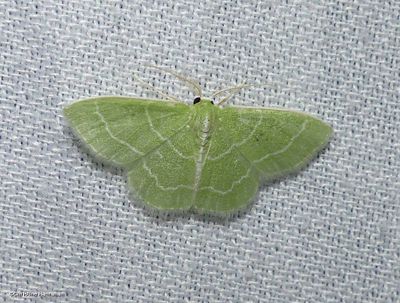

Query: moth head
<box><xmin>193</xmin><ymin>96</ymin><xmax>214</xmax><ymax>105</ymax></box>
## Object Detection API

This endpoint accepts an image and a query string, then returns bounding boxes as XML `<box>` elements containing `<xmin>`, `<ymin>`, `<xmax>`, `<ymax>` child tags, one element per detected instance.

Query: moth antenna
<box><xmin>214</xmin><ymin>83</ymin><xmax>276</xmax><ymax>105</ymax></box>
<box><xmin>212</xmin><ymin>83</ymin><xmax>252</xmax><ymax>98</ymax></box>
<box><xmin>214</xmin><ymin>83</ymin><xmax>251</xmax><ymax>105</ymax></box>
<box><xmin>145</xmin><ymin>65</ymin><xmax>203</xmax><ymax>98</ymax></box>
<box><xmin>216</xmin><ymin>89</ymin><xmax>241</xmax><ymax>106</ymax></box>
<box><xmin>132</xmin><ymin>73</ymin><xmax>181</xmax><ymax>103</ymax></box>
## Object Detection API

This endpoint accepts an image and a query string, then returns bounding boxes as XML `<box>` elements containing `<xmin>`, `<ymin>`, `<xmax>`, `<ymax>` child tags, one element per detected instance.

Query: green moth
<box><xmin>64</xmin><ymin>70</ymin><xmax>332</xmax><ymax>215</ymax></box>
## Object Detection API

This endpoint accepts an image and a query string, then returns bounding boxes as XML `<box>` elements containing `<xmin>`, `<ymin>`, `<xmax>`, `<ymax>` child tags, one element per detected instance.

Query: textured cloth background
<box><xmin>0</xmin><ymin>1</ymin><xmax>399</xmax><ymax>302</ymax></box>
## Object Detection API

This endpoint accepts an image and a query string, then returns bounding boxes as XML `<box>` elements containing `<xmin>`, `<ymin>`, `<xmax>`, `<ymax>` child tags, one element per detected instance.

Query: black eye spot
<box><xmin>193</xmin><ymin>97</ymin><xmax>201</xmax><ymax>104</ymax></box>
<box><xmin>210</xmin><ymin>101</ymin><xmax>214</xmax><ymax>105</ymax></box>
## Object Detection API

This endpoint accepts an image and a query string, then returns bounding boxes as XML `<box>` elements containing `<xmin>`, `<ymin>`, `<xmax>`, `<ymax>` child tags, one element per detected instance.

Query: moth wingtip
<box><xmin>62</xmin><ymin>104</ymin><xmax>73</xmax><ymax>119</ymax></box>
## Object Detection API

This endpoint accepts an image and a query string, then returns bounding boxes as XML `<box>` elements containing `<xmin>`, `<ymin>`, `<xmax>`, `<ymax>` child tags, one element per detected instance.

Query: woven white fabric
<box><xmin>0</xmin><ymin>1</ymin><xmax>399</xmax><ymax>302</ymax></box>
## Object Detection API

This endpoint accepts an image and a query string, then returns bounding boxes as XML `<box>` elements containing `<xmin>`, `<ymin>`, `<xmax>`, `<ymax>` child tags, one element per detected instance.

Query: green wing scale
<box><xmin>217</xmin><ymin>107</ymin><xmax>332</xmax><ymax>181</ymax></box>
<box><xmin>64</xmin><ymin>97</ymin><xmax>332</xmax><ymax>214</ymax></box>
<box><xmin>64</xmin><ymin>97</ymin><xmax>190</xmax><ymax>167</ymax></box>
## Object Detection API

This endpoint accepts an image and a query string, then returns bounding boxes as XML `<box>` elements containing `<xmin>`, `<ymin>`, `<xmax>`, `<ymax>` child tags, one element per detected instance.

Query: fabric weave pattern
<box><xmin>0</xmin><ymin>1</ymin><xmax>398</xmax><ymax>302</ymax></box>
